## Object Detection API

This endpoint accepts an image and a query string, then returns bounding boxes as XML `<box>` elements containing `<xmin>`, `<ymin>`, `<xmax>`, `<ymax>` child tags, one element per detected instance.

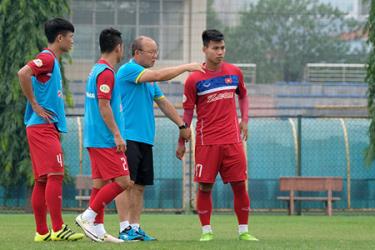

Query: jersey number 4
<box><xmin>56</xmin><ymin>153</ymin><xmax>63</xmax><ymax>167</ymax></box>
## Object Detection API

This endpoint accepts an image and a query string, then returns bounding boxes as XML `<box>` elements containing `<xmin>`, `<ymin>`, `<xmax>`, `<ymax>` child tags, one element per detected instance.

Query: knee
<box><xmin>116</xmin><ymin>176</ymin><xmax>133</xmax><ymax>190</ymax></box>
<box><xmin>199</xmin><ymin>183</ymin><xmax>213</xmax><ymax>192</ymax></box>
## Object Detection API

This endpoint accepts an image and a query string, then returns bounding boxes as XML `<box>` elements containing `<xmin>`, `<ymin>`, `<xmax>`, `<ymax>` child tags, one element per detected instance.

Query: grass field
<box><xmin>0</xmin><ymin>213</ymin><xmax>375</xmax><ymax>250</ymax></box>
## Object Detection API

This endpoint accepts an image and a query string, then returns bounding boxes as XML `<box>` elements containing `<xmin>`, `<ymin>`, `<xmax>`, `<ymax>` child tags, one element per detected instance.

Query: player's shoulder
<box><xmin>186</xmin><ymin>70</ymin><xmax>204</xmax><ymax>84</ymax></box>
<box><xmin>222</xmin><ymin>61</ymin><xmax>241</xmax><ymax>73</ymax></box>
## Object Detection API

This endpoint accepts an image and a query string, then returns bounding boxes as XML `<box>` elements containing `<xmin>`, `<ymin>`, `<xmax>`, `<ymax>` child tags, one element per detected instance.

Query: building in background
<box><xmin>66</xmin><ymin>0</ymin><xmax>207</xmax><ymax>114</ymax></box>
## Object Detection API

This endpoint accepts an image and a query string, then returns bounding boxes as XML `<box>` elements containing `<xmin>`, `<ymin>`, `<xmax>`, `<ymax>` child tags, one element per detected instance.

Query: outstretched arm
<box><xmin>137</xmin><ymin>63</ymin><xmax>204</xmax><ymax>83</ymax></box>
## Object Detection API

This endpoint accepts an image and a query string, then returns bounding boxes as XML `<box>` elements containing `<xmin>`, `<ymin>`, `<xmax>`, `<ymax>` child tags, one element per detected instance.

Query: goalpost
<box><xmin>234</xmin><ymin>63</ymin><xmax>256</xmax><ymax>85</ymax></box>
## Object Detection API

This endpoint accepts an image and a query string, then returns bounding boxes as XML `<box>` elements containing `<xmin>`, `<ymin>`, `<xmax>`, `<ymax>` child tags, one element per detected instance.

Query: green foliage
<box><xmin>366</xmin><ymin>1</ymin><xmax>375</xmax><ymax>166</ymax></box>
<box><xmin>0</xmin><ymin>1</ymin><xmax>70</xmax><ymax>190</ymax></box>
<box><xmin>223</xmin><ymin>0</ymin><xmax>367</xmax><ymax>83</ymax></box>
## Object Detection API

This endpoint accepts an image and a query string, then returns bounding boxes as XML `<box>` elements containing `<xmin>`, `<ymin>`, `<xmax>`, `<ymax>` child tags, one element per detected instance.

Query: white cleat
<box><xmin>75</xmin><ymin>213</ymin><xmax>102</xmax><ymax>242</ymax></box>
<box><xmin>102</xmin><ymin>233</ymin><xmax>124</xmax><ymax>243</ymax></box>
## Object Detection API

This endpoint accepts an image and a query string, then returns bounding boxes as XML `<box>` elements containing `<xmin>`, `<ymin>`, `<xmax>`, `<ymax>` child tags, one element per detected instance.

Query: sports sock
<box><xmin>120</xmin><ymin>220</ymin><xmax>130</xmax><ymax>232</ymax></box>
<box><xmin>45</xmin><ymin>174</ymin><xmax>64</xmax><ymax>232</ymax></box>
<box><xmin>239</xmin><ymin>224</ymin><xmax>248</xmax><ymax>234</ymax></box>
<box><xmin>90</xmin><ymin>182</ymin><xmax>124</xmax><ymax>214</ymax></box>
<box><xmin>95</xmin><ymin>223</ymin><xmax>106</xmax><ymax>238</ymax></box>
<box><xmin>202</xmin><ymin>225</ymin><xmax>212</xmax><ymax>234</ymax></box>
<box><xmin>89</xmin><ymin>187</ymin><xmax>104</xmax><ymax>224</ymax></box>
<box><xmin>196</xmin><ymin>189</ymin><xmax>212</xmax><ymax>226</ymax></box>
<box><xmin>31</xmin><ymin>180</ymin><xmax>48</xmax><ymax>235</ymax></box>
<box><xmin>231</xmin><ymin>181</ymin><xmax>250</xmax><ymax>226</ymax></box>
<box><xmin>130</xmin><ymin>223</ymin><xmax>139</xmax><ymax>231</ymax></box>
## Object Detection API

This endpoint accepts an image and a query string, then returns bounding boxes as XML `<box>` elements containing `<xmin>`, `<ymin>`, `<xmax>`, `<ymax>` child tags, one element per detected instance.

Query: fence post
<box><xmin>296</xmin><ymin>115</ymin><xmax>302</xmax><ymax>215</ymax></box>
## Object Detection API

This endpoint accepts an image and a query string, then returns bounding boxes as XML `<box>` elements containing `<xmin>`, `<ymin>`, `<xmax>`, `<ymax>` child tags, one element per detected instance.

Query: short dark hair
<box><xmin>202</xmin><ymin>29</ymin><xmax>224</xmax><ymax>47</ymax></box>
<box><xmin>131</xmin><ymin>36</ymin><xmax>145</xmax><ymax>56</ymax></box>
<box><xmin>44</xmin><ymin>18</ymin><xmax>74</xmax><ymax>43</ymax></box>
<box><xmin>99</xmin><ymin>28</ymin><xmax>122</xmax><ymax>53</ymax></box>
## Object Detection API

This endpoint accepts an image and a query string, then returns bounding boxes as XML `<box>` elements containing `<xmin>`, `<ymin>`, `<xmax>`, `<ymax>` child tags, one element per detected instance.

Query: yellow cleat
<box><xmin>51</xmin><ymin>224</ymin><xmax>84</xmax><ymax>241</ymax></box>
<box><xmin>34</xmin><ymin>231</ymin><xmax>51</xmax><ymax>242</ymax></box>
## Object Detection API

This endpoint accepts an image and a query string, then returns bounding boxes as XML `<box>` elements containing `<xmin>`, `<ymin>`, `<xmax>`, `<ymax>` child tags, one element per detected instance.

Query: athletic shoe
<box><xmin>199</xmin><ymin>232</ymin><xmax>214</xmax><ymax>241</ymax></box>
<box><xmin>102</xmin><ymin>233</ymin><xmax>124</xmax><ymax>243</ymax></box>
<box><xmin>137</xmin><ymin>227</ymin><xmax>156</xmax><ymax>241</ymax></box>
<box><xmin>118</xmin><ymin>226</ymin><xmax>142</xmax><ymax>241</ymax></box>
<box><xmin>75</xmin><ymin>213</ymin><xmax>102</xmax><ymax>242</ymax></box>
<box><xmin>34</xmin><ymin>231</ymin><xmax>51</xmax><ymax>242</ymax></box>
<box><xmin>239</xmin><ymin>232</ymin><xmax>259</xmax><ymax>241</ymax></box>
<box><xmin>50</xmin><ymin>224</ymin><xmax>84</xmax><ymax>241</ymax></box>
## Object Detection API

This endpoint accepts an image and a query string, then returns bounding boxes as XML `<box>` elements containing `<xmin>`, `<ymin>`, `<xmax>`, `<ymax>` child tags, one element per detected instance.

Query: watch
<box><xmin>179</xmin><ymin>123</ymin><xmax>188</xmax><ymax>129</ymax></box>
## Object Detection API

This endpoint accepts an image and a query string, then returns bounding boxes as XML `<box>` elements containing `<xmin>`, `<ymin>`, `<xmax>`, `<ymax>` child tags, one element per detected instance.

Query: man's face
<box><xmin>137</xmin><ymin>39</ymin><xmax>158</xmax><ymax>68</ymax></box>
<box><xmin>59</xmin><ymin>32</ymin><xmax>74</xmax><ymax>53</ymax></box>
<box><xmin>203</xmin><ymin>40</ymin><xmax>225</xmax><ymax>65</ymax></box>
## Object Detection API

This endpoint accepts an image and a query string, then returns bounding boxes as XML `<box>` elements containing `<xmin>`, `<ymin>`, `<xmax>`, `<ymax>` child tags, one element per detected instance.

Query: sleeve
<box><xmin>96</xmin><ymin>69</ymin><xmax>115</xmax><ymax>100</ymax></box>
<box><xmin>153</xmin><ymin>82</ymin><xmax>165</xmax><ymax>100</ymax></box>
<box><xmin>117</xmin><ymin>63</ymin><xmax>145</xmax><ymax>84</ymax></box>
<box><xmin>183</xmin><ymin>74</ymin><xmax>197</xmax><ymax>110</ymax></box>
<box><xmin>27</xmin><ymin>52</ymin><xmax>54</xmax><ymax>77</ymax></box>
<box><xmin>235</xmin><ymin>68</ymin><xmax>247</xmax><ymax>98</ymax></box>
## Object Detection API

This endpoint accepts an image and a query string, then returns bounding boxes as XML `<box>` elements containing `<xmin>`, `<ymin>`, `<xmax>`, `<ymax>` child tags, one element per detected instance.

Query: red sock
<box><xmin>31</xmin><ymin>181</ymin><xmax>49</xmax><ymax>235</ymax></box>
<box><xmin>45</xmin><ymin>175</ymin><xmax>64</xmax><ymax>232</ymax></box>
<box><xmin>231</xmin><ymin>181</ymin><xmax>250</xmax><ymax>225</ymax></box>
<box><xmin>90</xmin><ymin>182</ymin><xmax>124</xmax><ymax>213</ymax></box>
<box><xmin>196</xmin><ymin>189</ymin><xmax>212</xmax><ymax>226</ymax></box>
<box><xmin>89</xmin><ymin>187</ymin><xmax>104</xmax><ymax>224</ymax></box>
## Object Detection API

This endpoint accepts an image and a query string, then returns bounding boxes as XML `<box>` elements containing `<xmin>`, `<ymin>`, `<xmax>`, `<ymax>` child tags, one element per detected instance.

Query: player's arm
<box><xmin>98</xmin><ymin>99</ymin><xmax>126</xmax><ymax>152</ymax></box>
<box><xmin>154</xmin><ymin>96</ymin><xmax>191</xmax><ymax>141</ymax></box>
<box><xmin>97</xmin><ymin>70</ymin><xmax>126</xmax><ymax>152</ymax></box>
<box><xmin>17</xmin><ymin>63</ymin><xmax>54</xmax><ymax>122</ymax></box>
<box><xmin>176</xmin><ymin>75</ymin><xmax>196</xmax><ymax>160</ymax></box>
<box><xmin>137</xmin><ymin>63</ymin><xmax>205</xmax><ymax>83</ymax></box>
<box><xmin>236</xmin><ymin>69</ymin><xmax>249</xmax><ymax>141</ymax></box>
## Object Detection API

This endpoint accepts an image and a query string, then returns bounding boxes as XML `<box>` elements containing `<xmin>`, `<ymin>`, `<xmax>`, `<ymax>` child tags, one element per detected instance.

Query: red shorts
<box><xmin>26</xmin><ymin>124</ymin><xmax>64</xmax><ymax>179</ymax></box>
<box><xmin>194</xmin><ymin>143</ymin><xmax>247</xmax><ymax>183</ymax></box>
<box><xmin>87</xmin><ymin>147</ymin><xmax>129</xmax><ymax>181</ymax></box>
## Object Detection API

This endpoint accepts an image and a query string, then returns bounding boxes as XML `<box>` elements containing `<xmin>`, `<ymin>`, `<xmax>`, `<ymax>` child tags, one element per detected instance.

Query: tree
<box><xmin>224</xmin><ymin>0</ymin><xmax>366</xmax><ymax>83</ymax></box>
<box><xmin>0</xmin><ymin>1</ymin><xmax>70</xmax><ymax>194</ymax></box>
<box><xmin>366</xmin><ymin>0</ymin><xmax>375</xmax><ymax>165</ymax></box>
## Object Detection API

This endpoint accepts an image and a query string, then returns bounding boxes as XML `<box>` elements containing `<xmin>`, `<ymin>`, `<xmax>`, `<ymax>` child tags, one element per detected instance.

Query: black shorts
<box><xmin>126</xmin><ymin>140</ymin><xmax>154</xmax><ymax>185</ymax></box>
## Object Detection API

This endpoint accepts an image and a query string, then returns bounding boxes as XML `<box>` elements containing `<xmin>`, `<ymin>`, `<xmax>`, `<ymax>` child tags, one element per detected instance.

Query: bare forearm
<box><xmin>152</xmin><ymin>65</ymin><xmax>189</xmax><ymax>81</ymax></box>
<box><xmin>99</xmin><ymin>105</ymin><xmax>121</xmax><ymax>136</ymax></box>
<box><xmin>158</xmin><ymin>99</ymin><xmax>183</xmax><ymax>126</ymax></box>
<box><xmin>238</xmin><ymin>95</ymin><xmax>249</xmax><ymax>123</ymax></box>
<box><xmin>18</xmin><ymin>67</ymin><xmax>37</xmax><ymax>104</ymax></box>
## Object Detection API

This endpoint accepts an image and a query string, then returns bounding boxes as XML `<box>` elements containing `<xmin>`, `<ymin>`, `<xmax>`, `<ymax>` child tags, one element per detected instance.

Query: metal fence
<box><xmin>2</xmin><ymin>116</ymin><xmax>375</xmax><ymax>213</ymax></box>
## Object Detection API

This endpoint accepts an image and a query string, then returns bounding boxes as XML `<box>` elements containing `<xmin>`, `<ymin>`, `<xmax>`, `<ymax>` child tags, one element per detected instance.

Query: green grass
<box><xmin>0</xmin><ymin>213</ymin><xmax>375</xmax><ymax>249</ymax></box>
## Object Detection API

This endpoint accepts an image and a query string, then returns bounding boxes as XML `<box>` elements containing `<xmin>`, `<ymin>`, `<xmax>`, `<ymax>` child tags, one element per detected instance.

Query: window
<box><xmin>70</xmin><ymin>0</ymin><xmax>184</xmax><ymax>61</ymax></box>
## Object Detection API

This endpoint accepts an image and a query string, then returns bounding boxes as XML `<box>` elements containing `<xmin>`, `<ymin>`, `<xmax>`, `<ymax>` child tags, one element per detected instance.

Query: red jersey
<box><xmin>27</xmin><ymin>48</ymin><xmax>55</xmax><ymax>83</ymax></box>
<box><xmin>183</xmin><ymin>62</ymin><xmax>247</xmax><ymax>145</ymax></box>
<box><xmin>96</xmin><ymin>59</ymin><xmax>115</xmax><ymax>100</ymax></box>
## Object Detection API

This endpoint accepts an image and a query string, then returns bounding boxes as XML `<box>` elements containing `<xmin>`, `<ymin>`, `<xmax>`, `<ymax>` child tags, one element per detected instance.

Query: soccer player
<box><xmin>17</xmin><ymin>18</ymin><xmax>84</xmax><ymax>242</ymax></box>
<box><xmin>176</xmin><ymin>29</ymin><xmax>258</xmax><ymax>241</ymax></box>
<box><xmin>75</xmin><ymin>28</ymin><xmax>132</xmax><ymax>243</ymax></box>
<box><xmin>114</xmin><ymin>36</ymin><xmax>204</xmax><ymax>241</ymax></box>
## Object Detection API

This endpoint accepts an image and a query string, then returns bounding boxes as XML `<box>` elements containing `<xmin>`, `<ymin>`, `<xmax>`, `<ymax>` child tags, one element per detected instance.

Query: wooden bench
<box><xmin>75</xmin><ymin>175</ymin><xmax>92</xmax><ymax>208</ymax></box>
<box><xmin>277</xmin><ymin>176</ymin><xmax>343</xmax><ymax>216</ymax></box>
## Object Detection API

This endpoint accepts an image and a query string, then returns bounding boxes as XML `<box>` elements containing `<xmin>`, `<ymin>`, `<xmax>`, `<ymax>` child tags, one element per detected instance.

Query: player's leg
<box><xmin>31</xmin><ymin>177</ymin><xmax>49</xmax><ymax>241</ymax></box>
<box><xmin>27</xmin><ymin>124</ymin><xmax>83</xmax><ymax>242</ymax></box>
<box><xmin>197</xmin><ymin>182</ymin><xmax>214</xmax><ymax>241</ymax></box>
<box><xmin>116</xmin><ymin>140</ymin><xmax>143</xmax><ymax>241</ymax></box>
<box><xmin>129</xmin><ymin>142</ymin><xmax>156</xmax><ymax>241</ymax></box>
<box><xmin>194</xmin><ymin>144</ymin><xmax>220</xmax><ymax>241</ymax></box>
<box><xmin>76</xmin><ymin>148</ymin><xmax>130</xmax><ymax>242</ymax></box>
<box><xmin>221</xmin><ymin>143</ymin><xmax>258</xmax><ymax>241</ymax></box>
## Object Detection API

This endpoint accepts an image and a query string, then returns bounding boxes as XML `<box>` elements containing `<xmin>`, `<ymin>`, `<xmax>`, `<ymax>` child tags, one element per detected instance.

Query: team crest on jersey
<box><xmin>33</xmin><ymin>59</ymin><xmax>43</xmax><ymax>67</ymax></box>
<box><xmin>182</xmin><ymin>94</ymin><xmax>187</xmax><ymax>103</ymax></box>
<box><xmin>57</xmin><ymin>90</ymin><xmax>63</xmax><ymax>98</ymax></box>
<box><xmin>100</xmin><ymin>84</ymin><xmax>111</xmax><ymax>93</ymax></box>
<box><xmin>225</xmin><ymin>77</ymin><xmax>232</xmax><ymax>84</ymax></box>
